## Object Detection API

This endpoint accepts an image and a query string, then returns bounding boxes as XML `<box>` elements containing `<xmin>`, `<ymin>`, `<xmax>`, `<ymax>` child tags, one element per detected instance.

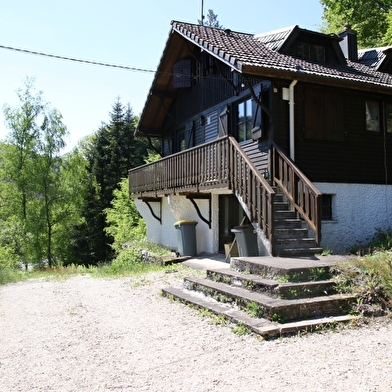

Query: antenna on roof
<box><xmin>201</xmin><ymin>0</ymin><xmax>205</xmax><ymax>26</ymax></box>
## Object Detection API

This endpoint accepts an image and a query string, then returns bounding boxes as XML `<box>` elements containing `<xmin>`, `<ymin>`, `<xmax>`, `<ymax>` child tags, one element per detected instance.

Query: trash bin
<box><xmin>231</xmin><ymin>225</ymin><xmax>258</xmax><ymax>257</ymax></box>
<box><xmin>174</xmin><ymin>220</ymin><xmax>198</xmax><ymax>256</ymax></box>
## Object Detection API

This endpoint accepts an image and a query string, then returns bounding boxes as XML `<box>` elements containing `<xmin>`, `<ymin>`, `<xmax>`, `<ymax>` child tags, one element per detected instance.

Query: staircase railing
<box><xmin>228</xmin><ymin>137</ymin><xmax>276</xmax><ymax>254</ymax></box>
<box><xmin>271</xmin><ymin>142</ymin><xmax>322</xmax><ymax>245</ymax></box>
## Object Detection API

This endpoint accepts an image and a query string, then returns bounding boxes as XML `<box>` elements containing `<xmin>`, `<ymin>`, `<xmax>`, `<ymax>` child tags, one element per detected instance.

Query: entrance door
<box><xmin>218</xmin><ymin>195</ymin><xmax>246</xmax><ymax>253</ymax></box>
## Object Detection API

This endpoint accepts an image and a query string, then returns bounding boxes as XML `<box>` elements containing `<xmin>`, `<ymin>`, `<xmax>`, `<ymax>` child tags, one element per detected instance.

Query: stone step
<box><xmin>162</xmin><ymin>286</ymin><xmax>356</xmax><ymax>338</ymax></box>
<box><xmin>182</xmin><ymin>276</ymin><xmax>356</xmax><ymax>322</ymax></box>
<box><xmin>230</xmin><ymin>256</ymin><xmax>336</xmax><ymax>282</ymax></box>
<box><xmin>206</xmin><ymin>268</ymin><xmax>337</xmax><ymax>299</ymax></box>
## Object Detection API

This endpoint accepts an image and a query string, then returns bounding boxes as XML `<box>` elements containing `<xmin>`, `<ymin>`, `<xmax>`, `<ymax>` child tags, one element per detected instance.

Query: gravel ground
<box><xmin>0</xmin><ymin>267</ymin><xmax>392</xmax><ymax>392</ymax></box>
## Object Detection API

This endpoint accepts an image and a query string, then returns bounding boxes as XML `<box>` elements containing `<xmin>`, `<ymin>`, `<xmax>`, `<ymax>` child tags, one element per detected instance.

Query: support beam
<box><xmin>140</xmin><ymin>197</ymin><xmax>162</xmax><ymax>224</ymax></box>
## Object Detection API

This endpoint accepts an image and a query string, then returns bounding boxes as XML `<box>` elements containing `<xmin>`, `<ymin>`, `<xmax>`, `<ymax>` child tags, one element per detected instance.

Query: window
<box><xmin>321</xmin><ymin>194</ymin><xmax>333</xmax><ymax>220</ymax></box>
<box><xmin>297</xmin><ymin>42</ymin><xmax>325</xmax><ymax>62</ymax></box>
<box><xmin>386</xmin><ymin>103</ymin><xmax>392</xmax><ymax>133</ymax></box>
<box><xmin>237</xmin><ymin>98</ymin><xmax>253</xmax><ymax>142</ymax></box>
<box><xmin>365</xmin><ymin>100</ymin><xmax>392</xmax><ymax>133</ymax></box>
<box><xmin>366</xmin><ymin>101</ymin><xmax>380</xmax><ymax>131</ymax></box>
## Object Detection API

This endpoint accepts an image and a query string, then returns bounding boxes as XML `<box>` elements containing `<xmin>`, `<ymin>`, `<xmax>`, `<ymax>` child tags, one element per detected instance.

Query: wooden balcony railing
<box><xmin>128</xmin><ymin>137</ymin><xmax>231</xmax><ymax>196</ymax></box>
<box><xmin>271</xmin><ymin>142</ymin><xmax>322</xmax><ymax>245</ymax></box>
<box><xmin>129</xmin><ymin>136</ymin><xmax>275</xmax><ymax>252</ymax></box>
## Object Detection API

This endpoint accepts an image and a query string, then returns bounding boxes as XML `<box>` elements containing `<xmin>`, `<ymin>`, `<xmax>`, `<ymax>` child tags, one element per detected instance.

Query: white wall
<box><xmin>315</xmin><ymin>183</ymin><xmax>392</xmax><ymax>253</ymax></box>
<box><xmin>135</xmin><ymin>193</ymin><xmax>216</xmax><ymax>254</ymax></box>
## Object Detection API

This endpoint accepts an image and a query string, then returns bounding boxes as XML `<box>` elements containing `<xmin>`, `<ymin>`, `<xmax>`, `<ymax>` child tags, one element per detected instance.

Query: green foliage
<box><xmin>0</xmin><ymin>245</ymin><xmax>22</xmax><ymax>285</ymax></box>
<box><xmin>70</xmin><ymin>98</ymin><xmax>150</xmax><ymax>265</ymax></box>
<box><xmin>332</xmin><ymin>251</ymin><xmax>392</xmax><ymax>311</ymax></box>
<box><xmin>320</xmin><ymin>0</ymin><xmax>392</xmax><ymax>47</ymax></box>
<box><xmin>370</xmin><ymin>227</ymin><xmax>392</xmax><ymax>250</ymax></box>
<box><xmin>1</xmin><ymin>78</ymin><xmax>85</xmax><ymax>268</ymax></box>
<box><xmin>105</xmin><ymin>178</ymin><xmax>146</xmax><ymax>251</ymax></box>
<box><xmin>245</xmin><ymin>301</ymin><xmax>264</xmax><ymax>318</ymax></box>
<box><xmin>198</xmin><ymin>9</ymin><xmax>223</xmax><ymax>28</ymax></box>
<box><xmin>231</xmin><ymin>322</ymin><xmax>251</xmax><ymax>336</ymax></box>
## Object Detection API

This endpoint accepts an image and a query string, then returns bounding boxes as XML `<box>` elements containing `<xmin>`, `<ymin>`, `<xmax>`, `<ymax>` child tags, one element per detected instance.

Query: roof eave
<box><xmin>242</xmin><ymin>64</ymin><xmax>392</xmax><ymax>94</ymax></box>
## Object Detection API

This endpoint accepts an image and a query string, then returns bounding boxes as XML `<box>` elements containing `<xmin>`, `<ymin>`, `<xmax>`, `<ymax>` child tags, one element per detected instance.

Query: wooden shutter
<box><xmin>218</xmin><ymin>107</ymin><xmax>229</xmax><ymax>137</ymax></box>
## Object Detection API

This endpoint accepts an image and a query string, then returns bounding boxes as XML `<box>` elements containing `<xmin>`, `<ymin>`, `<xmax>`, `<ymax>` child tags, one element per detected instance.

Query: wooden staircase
<box><xmin>272</xmin><ymin>188</ymin><xmax>323</xmax><ymax>257</ymax></box>
<box><xmin>162</xmin><ymin>256</ymin><xmax>357</xmax><ymax>338</ymax></box>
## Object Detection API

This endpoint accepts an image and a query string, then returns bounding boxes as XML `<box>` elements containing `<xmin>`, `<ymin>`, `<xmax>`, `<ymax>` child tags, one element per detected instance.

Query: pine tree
<box><xmin>69</xmin><ymin>98</ymin><xmax>149</xmax><ymax>265</ymax></box>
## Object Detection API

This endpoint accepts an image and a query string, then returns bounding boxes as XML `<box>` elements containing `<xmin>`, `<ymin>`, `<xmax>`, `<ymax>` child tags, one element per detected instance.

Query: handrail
<box><xmin>227</xmin><ymin>137</ymin><xmax>275</xmax><ymax>253</ymax></box>
<box><xmin>271</xmin><ymin>142</ymin><xmax>322</xmax><ymax>245</ymax></box>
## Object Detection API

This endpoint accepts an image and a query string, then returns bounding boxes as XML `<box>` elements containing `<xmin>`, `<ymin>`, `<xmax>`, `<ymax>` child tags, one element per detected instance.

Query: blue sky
<box><xmin>0</xmin><ymin>0</ymin><xmax>324</xmax><ymax>151</ymax></box>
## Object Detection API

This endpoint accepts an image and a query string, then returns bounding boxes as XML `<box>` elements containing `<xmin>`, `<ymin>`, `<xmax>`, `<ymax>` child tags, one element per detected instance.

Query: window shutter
<box><xmin>219</xmin><ymin>107</ymin><xmax>229</xmax><ymax>137</ymax></box>
<box><xmin>173</xmin><ymin>59</ymin><xmax>192</xmax><ymax>88</ymax></box>
<box><xmin>251</xmin><ymin>86</ymin><xmax>263</xmax><ymax>141</ymax></box>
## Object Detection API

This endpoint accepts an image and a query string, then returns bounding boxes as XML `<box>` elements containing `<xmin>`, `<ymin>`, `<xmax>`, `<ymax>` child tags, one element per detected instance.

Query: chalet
<box><xmin>128</xmin><ymin>21</ymin><xmax>392</xmax><ymax>257</ymax></box>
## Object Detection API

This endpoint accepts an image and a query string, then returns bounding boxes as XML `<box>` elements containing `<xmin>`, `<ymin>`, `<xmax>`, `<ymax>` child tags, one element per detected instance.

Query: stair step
<box><xmin>276</xmin><ymin>247</ymin><xmax>324</xmax><ymax>258</ymax></box>
<box><xmin>183</xmin><ymin>276</ymin><xmax>356</xmax><ymax>322</ymax></box>
<box><xmin>277</xmin><ymin>280</ymin><xmax>337</xmax><ymax>299</ymax></box>
<box><xmin>207</xmin><ymin>268</ymin><xmax>337</xmax><ymax>299</ymax></box>
<box><xmin>162</xmin><ymin>286</ymin><xmax>356</xmax><ymax>338</ymax></box>
<box><xmin>273</xmin><ymin>202</ymin><xmax>290</xmax><ymax>211</ymax></box>
<box><xmin>206</xmin><ymin>268</ymin><xmax>279</xmax><ymax>294</ymax></box>
<box><xmin>274</xmin><ymin>228</ymin><xmax>309</xmax><ymax>238</ymax></box>
<box><xmin>230</xmin><ymin>257</ymin><xmax>337</xmax><ymax>282</ymax></box>
<box><xmin>274</xmin><ymin>218</ymin><xmax>303</xmax><ymax>229</ymax></box>
<box><xmin>274</xmin><ymin>210</ymin><xmax>297</xmax><ymax>219</ymax></box>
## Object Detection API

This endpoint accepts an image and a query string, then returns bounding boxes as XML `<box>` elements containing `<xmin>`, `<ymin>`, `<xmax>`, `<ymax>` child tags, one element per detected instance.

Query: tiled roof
<box><xmin>171</xmin><ymin>21</ymin><xmax>392</xmax><ymax>91</ymax></box>
<box><xmin>254</xmin><ymin>25</ymin><xmax>297</xmax><ymax>51</ymax></box>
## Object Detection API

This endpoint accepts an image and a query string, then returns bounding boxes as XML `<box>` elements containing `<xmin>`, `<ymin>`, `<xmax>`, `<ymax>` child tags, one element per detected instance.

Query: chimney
<box><xmin>338</xmin><ymin>23</ymin><xmax>358</xmax><ymax>61</ymax></box>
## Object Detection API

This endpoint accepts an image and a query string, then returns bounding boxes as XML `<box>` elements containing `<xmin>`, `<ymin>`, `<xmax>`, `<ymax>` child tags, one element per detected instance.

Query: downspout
<box><xmin>289</xmin><ymin>80</ymin><xmax>298</xmax><ymax>161</ymax></box>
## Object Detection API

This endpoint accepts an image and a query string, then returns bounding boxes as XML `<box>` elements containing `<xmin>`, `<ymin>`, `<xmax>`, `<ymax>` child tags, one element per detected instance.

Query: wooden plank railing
<box><xmin>271</xmin><ymin>142</ymin><xmax>322</xmax><ymax>245</ymax></box>
<box><xmin>228</xmin><ymin>137</ymin><xmax>275</xmax><ymax>253</ymax></box>
<box><xmin>128</xmin><ymin>137</ymin><xmax>231</xmax><ymax>196</ymax></box>
<box><xmin>129</xmin><ymin>136</ymin><xmax>276</xmax><ymax>253</ymax></box>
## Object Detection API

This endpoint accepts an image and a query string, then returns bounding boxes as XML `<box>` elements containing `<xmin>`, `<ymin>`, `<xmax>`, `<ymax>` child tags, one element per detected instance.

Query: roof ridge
<box><xmin>254</xmin><ymin>25</ymin><xmax>297</xmax><ymax>38</ymax></box>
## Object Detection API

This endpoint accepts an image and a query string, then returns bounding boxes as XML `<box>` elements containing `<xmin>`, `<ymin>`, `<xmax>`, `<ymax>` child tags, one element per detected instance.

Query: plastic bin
<box><xmin>174</xmin><ymin>220</ymin><xmax>198</xmax><ymax>256</ymax></box>
<box><xmin>231</xmin><ymin>225</ymin><xmax>258</xmax><ymax>257</ymax></box>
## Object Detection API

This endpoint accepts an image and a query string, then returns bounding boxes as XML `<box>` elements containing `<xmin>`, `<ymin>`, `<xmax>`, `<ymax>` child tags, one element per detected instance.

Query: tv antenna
<box><xmin>201</xmin><ymin>0</ymin><xmax>205</xmax><ymax>25</ymax></box>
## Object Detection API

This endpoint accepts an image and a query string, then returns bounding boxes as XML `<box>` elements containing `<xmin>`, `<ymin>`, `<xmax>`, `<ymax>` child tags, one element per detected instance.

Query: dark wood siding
<box><xmin>204</xmin><ymin>109</ymin><xmax>218</xmax><ymax>142</ymax></box>
<box><xmin>294</xmin><ymin>86</ymin><xmax>392</xmax><ymax>184</ymax></box>
<box><xmin>240</xmin><ymin>139</ymin><xmax>269</xmax><ymax>172</ymax></box>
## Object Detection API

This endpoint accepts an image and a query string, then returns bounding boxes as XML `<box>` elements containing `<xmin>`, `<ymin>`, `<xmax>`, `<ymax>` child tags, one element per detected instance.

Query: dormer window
<box><xmin>297</xmin><ymin>42</ymin><xmax>325</xmax><ymax>62</ymax></box>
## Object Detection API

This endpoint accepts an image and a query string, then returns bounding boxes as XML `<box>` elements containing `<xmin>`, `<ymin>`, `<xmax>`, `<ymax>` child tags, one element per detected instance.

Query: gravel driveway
<box><xmin>0</xmin><ymin>267</ymin><xmax>391</xmax><ymax>392</ymax></box>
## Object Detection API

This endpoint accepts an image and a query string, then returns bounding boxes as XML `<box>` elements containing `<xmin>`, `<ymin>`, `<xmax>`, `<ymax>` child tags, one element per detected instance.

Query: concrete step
<box><xmin>206</xmin><ymin>268</ymin><xmax>337</xmax><ymax>299</ymax></box>
<box><xmin>182</xmin><ymin>276</ymin><xmax>356</xmax><ymax>322</ymax></box>
<box><xmin>162</xmin><ymin>286</ymin><xmax>356</xmax><ymax>338</ymax></box>
<box><xmin>230</xmin><ymin>256</ymin><xmax>337</xmax><ymax>282</ymax></box>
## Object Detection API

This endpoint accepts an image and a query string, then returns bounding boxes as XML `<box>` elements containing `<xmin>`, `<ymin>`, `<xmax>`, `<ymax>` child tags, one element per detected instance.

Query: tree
<box><xmin>69</xmin><ymin>98</ymin><xmax>150</xmax><ymax>265</ymax></box>
<box><xmin>105</xmin><ymin>178</ymin><xmax>146</xmax><ymax>252</ymax></box>
<box><xmin>320</xmin><ymin>0</ymin><xmax>392</xmax><ymax>47</ymax></box>
<box><xmin>198</xmin><ymin>9</ymin><xmax>223</xmax><ymax>28</ymax></box>
<box><xmin>1</xmin><ymin>79</ymin><xmax>86</xmax><ymax>268</ymax></box>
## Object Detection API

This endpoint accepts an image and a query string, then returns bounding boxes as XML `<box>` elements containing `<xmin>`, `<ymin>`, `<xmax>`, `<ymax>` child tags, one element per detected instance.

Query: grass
<box><xmin>0</xmin><ymin>241</ymin><xmax>184</xmax><ymax>285</ymax></box>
